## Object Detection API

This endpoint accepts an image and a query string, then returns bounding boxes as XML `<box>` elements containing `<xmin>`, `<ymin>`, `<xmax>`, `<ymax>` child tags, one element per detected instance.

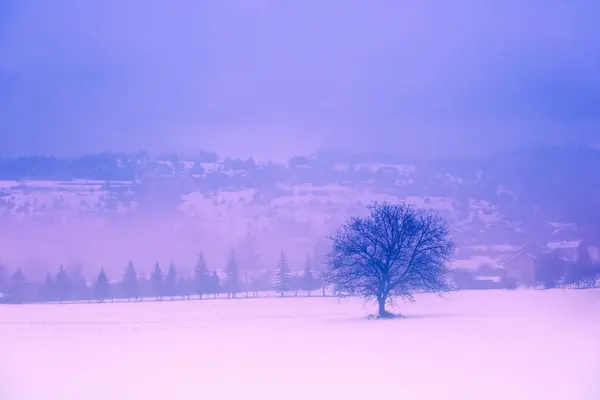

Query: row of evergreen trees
<box><xmin>0</xmin><ymin>251</ymin><xmax>323</xmax><ymax>304</ymax></box>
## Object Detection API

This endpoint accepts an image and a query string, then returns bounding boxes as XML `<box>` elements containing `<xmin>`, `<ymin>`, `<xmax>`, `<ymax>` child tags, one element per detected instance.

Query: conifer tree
<box><xmin>318</xmin><ymin>267</ymin><xmax>327</xmax><ymax>297</ymax></box>
<box><xmin>7</xmin><ymin>269</ymin><xmax>27</xmax><ymax>303</ymax></box>
<box><xmin>225</xmin><ymin>250</ymin><xmax>239</xmax><ymax>298</ymax></box>
<box><xmin>166</xmin><ymin>261</ymin><xmax>177</xmax><ymax>299</ymax></box>
<box><xmin>0</xmin><ymin>262</ymin><xmax>7</xmax><ymax>294</ymax></box>
<box><xmin>137</xmin><ymin>273</ymin><xmax>150</xmax><ymax>300</ymax></box>
<box><xmin>39</xmin><ymin>272</ymin><xmax>56</xmax><ymax>302</ymax></box>
<box><xmin>70</xmin><ymin>264</ymin><xmax>89</xmax><ymax>301</ymax></box>
<box><xmin>5</xmin><ymin>269</ymin><xmax>27</xmax><ymax>303</ymax></box>
<box><xmin>151</xmin><ymin>262</ymin><xmax>163</xmax><ymax>299</ymax></box>
<box><xmin>210</xmin><ymin>270</ymin><xmax>221</xmax><ymax>299</ymax></box>
<box><xmin>177</xmin><ymin>274</ymin><xmax>192</xmax><ymax>300</ymax></box>
<box><xmin>55</xmin><ymin>265</ymin><xmax>72</xmax><ymax>302</ymax></box>
<box><xmin>94</xmin><ymin>267</ymin><xmax>110</xmax><ymax>302</ymax></box>
<box><xmin>194</xmin><ymin>252</ymin><xmax>210</xmax><ymax>298</ymax></box>
<box><xmin>122</xmin><ymin>261</ymin><xmax>138</xmax><ymax>301</ymax></box>
<box><xmin>302</xmin><ymin>256</ymin><xmax>316</xmax><ymax>296</ymax></box>
<box><xmin>273</xmin><ymin>250</ymin><xmax>291</xmax><ymax>297</ymax></box>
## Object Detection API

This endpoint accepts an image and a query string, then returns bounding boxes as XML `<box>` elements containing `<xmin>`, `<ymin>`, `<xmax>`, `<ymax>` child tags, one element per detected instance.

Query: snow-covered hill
<box><xmin>0</xmin><ymin>146</ymin><xmax>596</xmax><ymax>276</ymax></box>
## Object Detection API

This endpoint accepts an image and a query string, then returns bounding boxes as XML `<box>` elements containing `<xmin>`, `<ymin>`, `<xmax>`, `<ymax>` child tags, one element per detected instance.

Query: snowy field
<box><xmin>1</xmin><ymin>289</ymin><xmax>599</xmax><ymax>400</ymax></box>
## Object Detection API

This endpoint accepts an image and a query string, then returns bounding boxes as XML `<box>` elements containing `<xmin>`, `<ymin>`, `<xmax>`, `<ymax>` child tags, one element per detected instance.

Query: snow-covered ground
<box><xmin>1</xmin><ymin>290</ymin><xmax>599</xmax><ymax>400</ymax></box>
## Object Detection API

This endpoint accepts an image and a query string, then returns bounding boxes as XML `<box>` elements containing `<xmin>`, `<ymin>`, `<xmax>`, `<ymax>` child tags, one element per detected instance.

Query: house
<box><xmin>501</xmin><ymin>244</ymin><xmax>542</xmax><ymax>287</ymax></box>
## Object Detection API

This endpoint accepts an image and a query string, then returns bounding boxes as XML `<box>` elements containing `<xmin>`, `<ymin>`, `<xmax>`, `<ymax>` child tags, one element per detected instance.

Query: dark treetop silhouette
<box><xmin>122</xmin><ymin>261</ymin><xmax>138</xmax><ymax>300</ymax></box>
<box><xmin>273</xmin><ymin>250</ymin><xmax>292</xmax><ymax>296</ymax></box>
<box><xmin>225</xmin><ymin>250</ymin><xmax>239</xmax><ymax>298</ymax></box>
<box><xmin>194</xmin><ymin>252</ymin><xmax>211</xmax><ymax>298</ymax></box>
<box><xmin>323</xmin><ymin>201</ymin><xmax>455</xmax><ymax>318</ymax></box>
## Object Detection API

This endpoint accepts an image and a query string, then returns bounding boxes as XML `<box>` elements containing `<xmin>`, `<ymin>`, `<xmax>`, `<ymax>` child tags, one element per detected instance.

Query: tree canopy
<box><xmin>323</xmin><ymin>201</ymin><xmax>455</xmax><ymax>318</ymax></box>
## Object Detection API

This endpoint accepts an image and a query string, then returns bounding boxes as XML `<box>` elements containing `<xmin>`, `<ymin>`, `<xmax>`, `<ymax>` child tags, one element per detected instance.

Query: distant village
<box><xmin>452</xmin><ymin>239</ymin><xmax>600</xmax><ymax>290</ymax></box>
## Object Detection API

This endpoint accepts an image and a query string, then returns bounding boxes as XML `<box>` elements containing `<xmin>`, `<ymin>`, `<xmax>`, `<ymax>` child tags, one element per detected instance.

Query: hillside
<box><xmin>0</xmin><ymin>145</ymin><xmax>597</xmax><ymax>277</ymax></box>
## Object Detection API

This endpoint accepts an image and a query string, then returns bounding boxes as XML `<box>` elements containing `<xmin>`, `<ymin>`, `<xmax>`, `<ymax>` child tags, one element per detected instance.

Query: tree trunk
<box><xmin>377</xmin><ymin>297</ymin><xmax>388</xmax><ymax>318</ymax></box>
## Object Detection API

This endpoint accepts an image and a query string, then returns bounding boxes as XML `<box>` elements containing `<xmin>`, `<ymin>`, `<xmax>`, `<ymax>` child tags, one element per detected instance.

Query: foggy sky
<box><xmin>1</xmin><ymin>0</ymin><xmax>599</xmax><ymax>160</ymax></box>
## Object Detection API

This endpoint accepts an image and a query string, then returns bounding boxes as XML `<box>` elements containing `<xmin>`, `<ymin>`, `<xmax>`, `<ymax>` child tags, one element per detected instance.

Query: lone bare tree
<box><xmin>323</xmin><ymin>202</ymin><xmax>454</xmax><ymax>318</ymax></box>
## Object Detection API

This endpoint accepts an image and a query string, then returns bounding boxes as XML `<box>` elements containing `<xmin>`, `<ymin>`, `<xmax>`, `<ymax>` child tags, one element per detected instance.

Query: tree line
<box><xmin>2</xmin><ymin>201</ymin><xmax>487</xmax><ymax>318</ymax></box>
<box><xmin>0</xmin><ymin>250</ymin><xmax>323</xmax><ymax>304</ymax></box>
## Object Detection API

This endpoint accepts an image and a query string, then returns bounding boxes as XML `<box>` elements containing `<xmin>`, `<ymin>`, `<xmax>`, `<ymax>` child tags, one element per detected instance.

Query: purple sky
<box><xmin>1</xmin><ymin>0</ymin><xmax>599</xmax><ymax>160</ymax></box>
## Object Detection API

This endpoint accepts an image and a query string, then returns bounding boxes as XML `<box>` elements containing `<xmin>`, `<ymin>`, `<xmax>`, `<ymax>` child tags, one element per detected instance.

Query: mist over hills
<box><xmin>0</xmin><ymin>144</ymin><xmax>598</xmax><ymax>279</ymax></box>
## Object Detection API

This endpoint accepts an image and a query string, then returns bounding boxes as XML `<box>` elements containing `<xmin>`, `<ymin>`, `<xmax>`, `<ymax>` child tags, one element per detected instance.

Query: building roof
<box><xmin>502</xmin><ymin>244</ymin><xmax>539</xmax><ymax>265</ymax></box>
